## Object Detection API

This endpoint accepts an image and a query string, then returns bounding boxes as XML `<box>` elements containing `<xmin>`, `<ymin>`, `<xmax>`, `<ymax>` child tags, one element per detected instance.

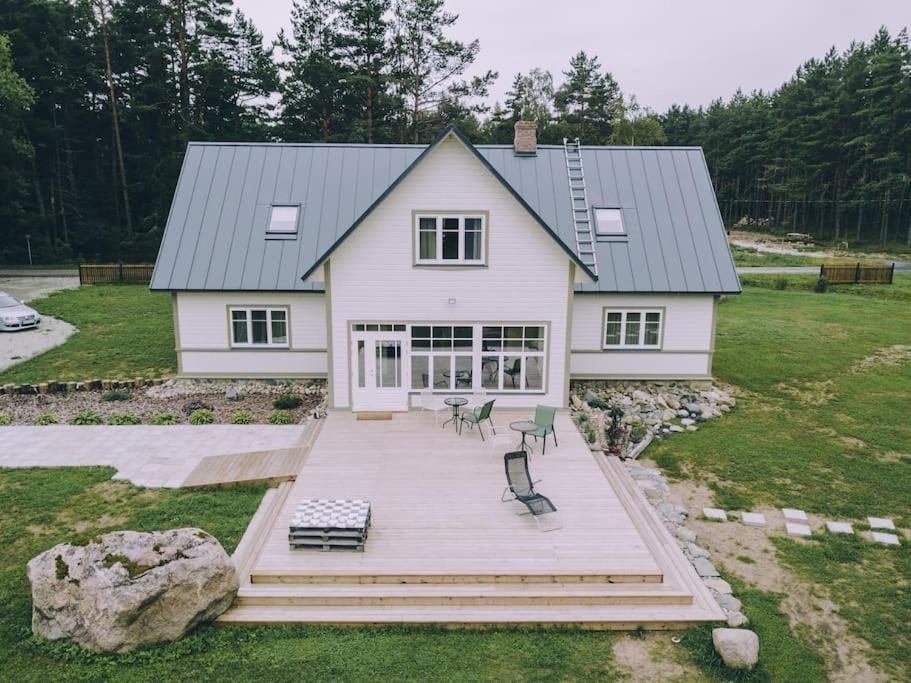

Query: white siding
<box><xmin>328</xmin><ymin>136</ymin><xmax>573</xmax><ymax>408</ymax></box>
<box><xmin>175</xmin><ymin>292</ymin><xmax>327</xmax><ymax>377</ymax></box>
<box><xmin>570</xmin><ymin>294</ymin><xmax>716</xmax><ymax>379</ymax></box>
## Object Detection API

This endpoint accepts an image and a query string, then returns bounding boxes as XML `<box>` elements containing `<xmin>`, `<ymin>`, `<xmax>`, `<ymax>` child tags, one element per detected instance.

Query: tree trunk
<box><xmin>95</xmin><ymin>0</ymin><xmax>133</xmax><ymax>238</ymax></box>
<box><xmin>174</xmin><ymin>0</ymin><xmax>190</xmax><ymax>133</ymax></box>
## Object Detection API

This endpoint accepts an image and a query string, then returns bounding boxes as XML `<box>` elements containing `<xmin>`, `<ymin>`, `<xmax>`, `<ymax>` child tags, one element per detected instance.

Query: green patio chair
<box><xmin>530</xmin><ymin>405</ymin><xmax>558</xmax><ymax>455</ymax></box>
<box><xmin>459</xmin><ymin>399</ymin><xmax>496</xmax><ymax>440</ymax></box>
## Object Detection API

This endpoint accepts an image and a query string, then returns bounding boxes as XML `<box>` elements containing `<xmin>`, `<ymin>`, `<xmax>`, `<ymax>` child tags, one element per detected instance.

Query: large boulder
<box><xmin>28</xmin><ymin>528</ymin><xmax>237</xmax><ymax>653</ymax></box>
<box><xmin>712</xmin><ymin>628</ymin><xmax>759</xmax><ymax>670</ymax></box>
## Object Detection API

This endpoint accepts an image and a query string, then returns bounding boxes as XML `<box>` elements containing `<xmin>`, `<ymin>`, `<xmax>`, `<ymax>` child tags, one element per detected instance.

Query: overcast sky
<box><xmin>235</xmin><ymin>0</ymin><xmax>909</xmax><ymax>112</ymax></box>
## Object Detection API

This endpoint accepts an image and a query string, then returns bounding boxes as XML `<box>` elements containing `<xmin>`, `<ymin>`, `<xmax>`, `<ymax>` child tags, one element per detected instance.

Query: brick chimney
<box><xmin>514</xmin><ymin>121</ymin><xmax>537</xmax><ymax>156</ymax></box>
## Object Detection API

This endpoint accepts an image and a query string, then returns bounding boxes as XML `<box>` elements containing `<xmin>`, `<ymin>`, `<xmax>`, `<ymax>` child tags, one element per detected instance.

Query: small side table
<box><xmin>442</xmin><ymin>396</ymin><xmax>468</xmax><ymax>430</ymax></box>
<box><xmin>509</xmin><ymin>420</ymin><xmax>539</xmax><ymax>453</ymax></box>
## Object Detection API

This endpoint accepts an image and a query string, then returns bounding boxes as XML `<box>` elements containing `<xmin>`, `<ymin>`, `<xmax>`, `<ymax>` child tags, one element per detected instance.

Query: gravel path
<box><xmin>0</xmin><ymin>276</ymin><xmax>80</xmax><ymax>302</ymax></box>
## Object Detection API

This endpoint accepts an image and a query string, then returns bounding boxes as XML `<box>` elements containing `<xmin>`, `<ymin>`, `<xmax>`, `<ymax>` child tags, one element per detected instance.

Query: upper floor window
<box><xmin>230</xmin><ymin>307</ymin><xmax>289</xmax><ymax>347</ymax></box>
<box><xmin>415</xmin><ymin>214</ymin><xmax>485</xmax><ymax>264</ymax></box>
<box><xmin>593</xmin><ymin>207</ymin><xmax>624</xmax><ymax>236</ymax></box>
<box><xmin>268</xmin><ymin>205</ymin><xmax>300</xmax><ymax>234</ymax></box>
<box><xmin>603</xmin><ymin>309</ymin><xmax>661</xmax><ymax>349</ymax></box>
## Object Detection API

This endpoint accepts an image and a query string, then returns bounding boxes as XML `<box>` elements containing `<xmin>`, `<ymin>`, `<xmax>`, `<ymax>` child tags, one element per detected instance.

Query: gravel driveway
<box><xmin>0</xmin><ymin>276</ymin><xmax>80</xmax><ymax>374</ymax></box>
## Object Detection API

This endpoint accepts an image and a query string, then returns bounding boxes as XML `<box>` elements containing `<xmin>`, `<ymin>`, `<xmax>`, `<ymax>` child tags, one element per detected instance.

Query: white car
<box><xmin>0</xmin><ymin>291</ymin><xmax>41</xmax><ymax>331</ymax></box>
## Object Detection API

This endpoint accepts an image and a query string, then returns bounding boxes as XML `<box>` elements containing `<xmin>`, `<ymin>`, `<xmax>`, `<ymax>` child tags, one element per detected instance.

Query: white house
<box><xmin>151</xmin><ymin>124</ymin><xmax>740</xmax><ymax>411</ymax></box>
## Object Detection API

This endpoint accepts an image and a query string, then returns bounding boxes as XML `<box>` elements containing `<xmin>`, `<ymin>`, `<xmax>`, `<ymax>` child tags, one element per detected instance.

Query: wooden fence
<box><xmin>819</xmin><ymin>263</ymin><xmax>895</xmax><ymax>285</ymax></box>
<box><xmin>79</xmin><ymin>264</ymin><xmax>154</xmax><ymax>285</ymax></box>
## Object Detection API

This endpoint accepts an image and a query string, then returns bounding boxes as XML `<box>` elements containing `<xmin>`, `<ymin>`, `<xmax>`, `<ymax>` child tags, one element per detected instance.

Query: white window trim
<box><xmin>406</xmin><ymin>323</ymin><xmax>547</xmax><ymax>394</ymax></box>
<box><xmin>267</xmin><ymin>204</ymin><xmax>301</xmax><ymax>235</ymax></box>
<box><xmin>592</xmin><ymin>207</ymin><xmax>626</xmax><ymax>237</ymax></box>
<box><xmin>603</xmin><ymin>309</ymin><xmax>663</xmax><ymax>349</ymax></box>
<box><xmin>414</xmin><ymin>214</ymin><xmax>486</xmax><ymax>265</ymax></box>
<box><xmin>229</xmin><ymin>307</ymin><xmax>290</xmax><ymax>348</ymax></box>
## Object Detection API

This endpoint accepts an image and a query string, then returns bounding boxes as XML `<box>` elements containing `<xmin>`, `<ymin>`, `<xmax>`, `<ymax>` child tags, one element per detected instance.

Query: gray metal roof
<box><xmin>151</xmin><ymin>128</ymin><xmax>740</xmax><ymax>294</ymax></box>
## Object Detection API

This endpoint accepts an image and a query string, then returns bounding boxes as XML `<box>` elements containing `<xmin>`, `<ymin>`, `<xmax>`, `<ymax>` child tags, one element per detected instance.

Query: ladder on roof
<box><xmin>562</xmin><ymin>137</ymin><xmax>598</xmax><ymax>276</ymax></box>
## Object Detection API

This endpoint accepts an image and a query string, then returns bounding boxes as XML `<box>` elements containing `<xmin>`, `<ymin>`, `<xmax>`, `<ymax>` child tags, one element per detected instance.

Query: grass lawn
<box><xmin>651</xmin><ymin>274</ymin><xmax>911</xmax><ymax>680</ymax></box>
<box><xmin>0</xmin><ymin>285</ymin><xmax>176</xmax><ymax>385</ymax></box>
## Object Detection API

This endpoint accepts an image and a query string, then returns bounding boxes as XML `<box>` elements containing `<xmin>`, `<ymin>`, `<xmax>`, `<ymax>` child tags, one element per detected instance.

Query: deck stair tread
<box><xmin>236</xmin><ymin>582</ymin><xmax>694</xmax><ymax>606</ymax></box>
<box><xmin>218</xmin><ymin>602</ymin><xmax>721</xmax><ymax>628</ymax></box>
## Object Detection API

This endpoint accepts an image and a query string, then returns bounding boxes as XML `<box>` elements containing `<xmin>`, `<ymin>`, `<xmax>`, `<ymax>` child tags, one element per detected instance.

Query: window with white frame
<box><xmin>415</xmin><ymin>214</ymin><xmax>485</xmax><ymax>264</ymax></box>
<box><xmin>267</xmin><ymin>205</ymin><xmax>300</xmax><ymax>234</ymax></box>
<box><xmin>603</xmin><ymin>310</ymin><xmax>662</xmax><ymax>348</ymax></box>
<box><xmin>230</xmin><ymin>308</ymin><xmax>289</xmax><ymax>347</ymax></box>
<box><xmin>410</xmin><ymin>325</ymin><xmax>474</xmax><ymax>390</ymax></box>
<box><xmin>593</xmin><ymin>207</ymin><xmax>625</xmax><ymax>236</ymax></box>
<box><xmin>481</xmin><ymin>325</ymin><xmax>545</xmax><ymax>392</ymax></box>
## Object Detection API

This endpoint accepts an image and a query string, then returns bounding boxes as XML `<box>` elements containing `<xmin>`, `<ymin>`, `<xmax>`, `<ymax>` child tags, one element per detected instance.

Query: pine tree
<box><xmin>554</xmin><ymin>51</ymin><xmax>621</xmax><ymax>143</ymax></box>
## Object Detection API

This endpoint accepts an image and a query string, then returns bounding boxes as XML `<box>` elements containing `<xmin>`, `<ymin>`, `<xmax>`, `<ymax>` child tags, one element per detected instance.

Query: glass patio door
<box><xmin>351</xmin><ymin>331</ymin><xmax>409</xmax><ymax>411</ymax></box>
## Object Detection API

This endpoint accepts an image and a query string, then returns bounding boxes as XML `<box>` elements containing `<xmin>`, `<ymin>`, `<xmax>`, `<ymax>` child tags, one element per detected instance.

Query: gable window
<box><xmin>415</xmin><ymin>214</ymin><xmax>485</xmax><ymax>264</ymax></box>
<box><xmin>593</xmin><ymin>207</ymin><xmax>624</xmax><ymax>236</ymax></box>
<box><xmin>267</xmin><ymin>205</ymin><xmax>299</xmax><ymax>234</ymax></box>
<box><xmin>230</xmin><ymin>307</ymin><xmax>289</xmax><ymax>347</ymax></box>
<box><xmin>603</xmin><ymin>310</ymin><xmax>662</xmax><ymax>349</ymax></box>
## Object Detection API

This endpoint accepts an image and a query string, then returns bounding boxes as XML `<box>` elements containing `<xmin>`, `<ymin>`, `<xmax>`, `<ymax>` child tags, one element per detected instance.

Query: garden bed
<box><xmin>0</xmin><ymin>379</ymin><xmax>327</xmax><ymax>426</ymax></box>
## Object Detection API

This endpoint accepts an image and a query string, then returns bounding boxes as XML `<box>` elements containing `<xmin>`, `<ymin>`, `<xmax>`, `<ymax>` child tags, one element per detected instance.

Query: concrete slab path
<box><xmin>0</xmin><ymin>425</ymin><xmax>308</xmax><ymax>487</ymax></box>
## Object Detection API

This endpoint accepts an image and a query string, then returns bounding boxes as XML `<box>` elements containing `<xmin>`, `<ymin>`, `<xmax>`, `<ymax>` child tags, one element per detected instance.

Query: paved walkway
<box><xmin>0</xmin><ymin>425</ymin><xmax>309</xmax><ymax>487</ymax></box>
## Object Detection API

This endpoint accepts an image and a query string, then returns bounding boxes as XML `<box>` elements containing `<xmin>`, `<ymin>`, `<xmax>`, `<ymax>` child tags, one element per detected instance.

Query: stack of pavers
<box><xmin>289</xmin><ymin>499</ymin><xmax>371</xmax><ymax>551</ymax></box>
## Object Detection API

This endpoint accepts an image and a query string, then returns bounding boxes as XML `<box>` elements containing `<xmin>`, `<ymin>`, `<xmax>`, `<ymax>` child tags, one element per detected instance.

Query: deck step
<box><xmin>249</xmin><ymin>570</ymin><xmax>664</xmax><ymax>585</ymax></box>
<box><xmin>236</xmin><ymin>582</ymin><xmax>692</xmax><ymax>607</ymax></box>
<box><xmin>218</xmin><ymin>602</ymin><xmax>720</xmax><ymax>629</ymax></box>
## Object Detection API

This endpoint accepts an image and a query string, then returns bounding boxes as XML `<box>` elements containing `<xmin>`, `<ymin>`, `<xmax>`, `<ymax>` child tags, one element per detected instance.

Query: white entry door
<box><xmin>351</xmin><ymin>331</ymin><xmax>410</xmax><ymax>411</ymax></box>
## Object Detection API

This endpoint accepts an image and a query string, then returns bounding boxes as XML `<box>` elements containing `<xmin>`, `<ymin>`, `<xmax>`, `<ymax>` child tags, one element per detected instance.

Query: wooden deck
<box><xmin>221</xmin><ymin>410</ymin><xmax>723</xmax><ymax>628</ymax></box>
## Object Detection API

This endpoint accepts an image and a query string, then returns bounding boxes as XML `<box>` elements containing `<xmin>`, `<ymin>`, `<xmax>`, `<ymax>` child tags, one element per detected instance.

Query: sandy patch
<box><xmin>666</xmin><ymin>477</ymin><xmax>887</xmax><ymax>682</ymax></box>
<box><xmin>613</xmin><ymin>635</ymin><xmax>706</xmax><ymax>682</ymax></box>
<box><xmin>774</xmin><ymin>379</ymin><xmax>835</xmax><ymax>405</ymax></box>
<box><xmin>850</xmin><ymin>345</ymin><xmax>911</xmax><ymax>374</ymax></box>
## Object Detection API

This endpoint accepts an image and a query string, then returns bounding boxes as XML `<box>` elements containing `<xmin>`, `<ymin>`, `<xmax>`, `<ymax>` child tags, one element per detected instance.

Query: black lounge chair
<box><xmin>501</xmin><ymin>451</ymin><xmax>562</xmax><ymax>531</ymax></box>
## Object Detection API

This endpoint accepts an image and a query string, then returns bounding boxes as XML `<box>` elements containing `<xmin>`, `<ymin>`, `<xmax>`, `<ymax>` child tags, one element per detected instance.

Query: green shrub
<box><xmin>68</xmin><ymin>410</ymin><xmax>104</xmax><ymax>425</ymax></box>
<box><xmin>229</xmin><ymin>410</ymin><xmax>254</xmax><ymax>425</ymax></box>
<box><xmin>150</xmin><ymin>411</ymin><xmax>179</xmax><ymax>425</ymax></box>
<box><xmin>109</xmin><ymin>412</ymin><xmax>142</xmax><ymax>425</ymax></box>
<box><xmin>188</xmin><ymin>408</ymin><xmax>216</xmax><ymax>425</ymax></box>
<box><xmin>577</xmin><ymin>412</ymin><xmax>589</xmax><ymax>424</ymax></box>
<box><xmin>33</xmin><ymin>413</ymin><xmax>60</xmax><ymax>425</ymax></box>
<box><xmin>272</xmin><ymin>393</ymin><xmax>303</xmax><ymax>410</ymax></box>
<box><xmin>630</xmin><ymin>424</ymin><xmax>647</xmax><ymax>443</ymax></box>
<box><xmin>584</xmin><ymin>424</ymin><xmax>597</xmax><ymax>444</ymax></box>
<box><xmin>268</xmin><ymin>410</ymin><xmax>293</xmax><ymax>425</ymax></box>
<box><xmin>814</xmin><ymin>275</ymin><xmax>828</xmax><ymax>293</ymax></box>
<box><xmin>101</xmin><ymin>389</ymin><xmax>131</xmax><ymax>402</ymax></box>
<box><xmin>587</xmin><ymin>397</ymin><xmax>609</xmax><ymax>410</ymax></box>
<box><xmin>0</xmin><ymin>413</ymin><xmax>12</xmax><ymax>425</ymax></box>
<box><xmin>182</xmin><ymin>400</ymin><xmax>214</xmax><ymax>415</ymax></box>
<box><xmin>773</xmin><ymin>275</ymin><xmax>789</xmax><ymax>290</ymax></box>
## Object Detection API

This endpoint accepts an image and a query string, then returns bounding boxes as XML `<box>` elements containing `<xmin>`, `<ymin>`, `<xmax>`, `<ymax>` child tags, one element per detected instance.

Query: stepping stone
<box><xmin>741</xmin><ymin>512</ymin><xmax>767</xmax><ymax>527</ymax></box>
<box><xmin>826</xmin><ymin>521</ymin><xmax>854</xmax><ymax>535</ymax></box>
<box><xmin>782</xmin><ymin>507</ymin><xmax>808</xmax><ymax>522</ymax></box>
<box><xmin>871</xmin><ymin>532</ymin><xmax>900</xmax><ymax>546</ymax></box>
<box><xmin>703</xmin><ymin>507</ymin><xmax>727</xmax><ymax>522</ymax></box>
<box><xmin>868</xmin><ymin>517</ymin><xmax>895</xmax><ymax>531</ymax></box>
<box><xmin>786</xmin><ymin>522</ymin><xmax>812</xmax><ymax>538</ymax></box>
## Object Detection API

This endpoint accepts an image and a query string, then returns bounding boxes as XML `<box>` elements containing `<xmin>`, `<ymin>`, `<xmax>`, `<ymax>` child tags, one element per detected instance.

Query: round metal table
<box><xmin>509</xmin><ymin>419</ymin><xmax>539</xmax><ymax>453</ymax></box>
<box><xmin>442</xmin><ymin>396</ymin><xmax>468</xmax><ymax>430</ymax></box>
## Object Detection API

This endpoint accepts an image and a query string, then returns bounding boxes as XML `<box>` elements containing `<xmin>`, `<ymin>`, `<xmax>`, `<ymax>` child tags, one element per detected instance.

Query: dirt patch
<box><xmin>613</xmin><ymin>635</ymin><xmax>706</xmax><ymax>682</ymax></box>
<box><xmin>667</xmin><ymin>478</ymin><xmax>887</xmax><ymax>682</ymax></box>
<box><xmin>850</xmin><ymin>345</ymin><xmax>911</xmax><ymax>374</ymax></box>
<box><xmin>774</xmin><ymin>379</ymin><xmax>835</xmax><ymax>406</ymax></box>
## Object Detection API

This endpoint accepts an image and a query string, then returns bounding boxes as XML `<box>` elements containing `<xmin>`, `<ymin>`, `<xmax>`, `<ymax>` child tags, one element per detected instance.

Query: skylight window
<box><xmin>593</xmin><ymin>208</ymin><xmax>625</xmax><ymax>236</ymax></box>
<box><xmin>268</xmin><ymin>205</ymin><xmax>300</xmax><ymax>233</ymax></box>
